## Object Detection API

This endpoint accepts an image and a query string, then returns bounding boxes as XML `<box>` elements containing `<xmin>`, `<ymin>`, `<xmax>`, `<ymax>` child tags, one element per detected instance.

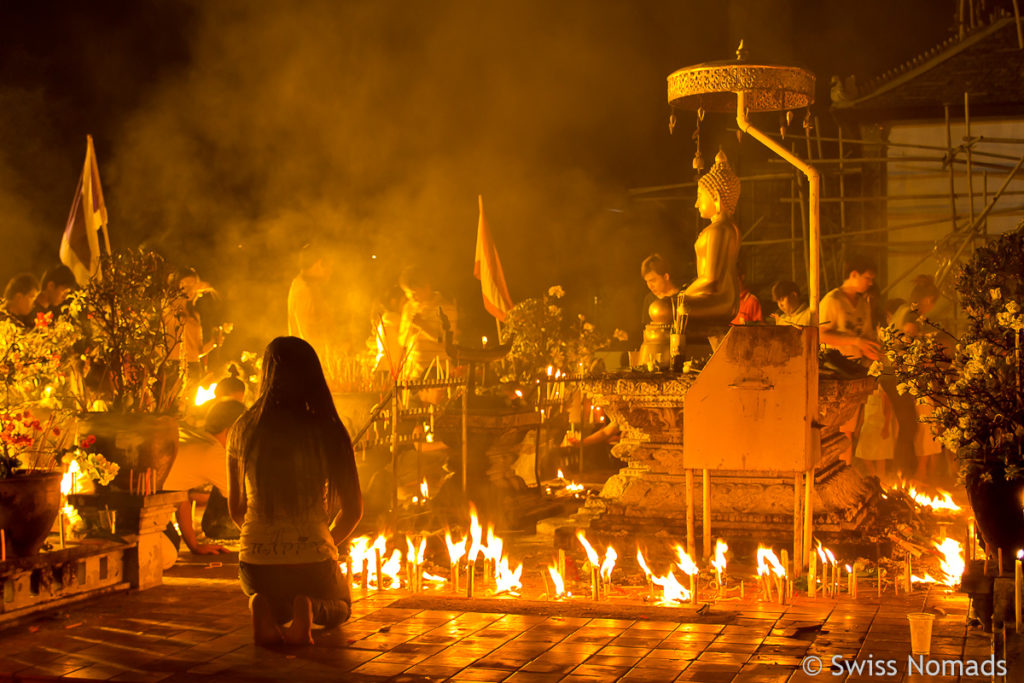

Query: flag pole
<box><xmin>100</xmin><ymin>224</ymin><xmax>112</xmax><ymax>257</ymax></box>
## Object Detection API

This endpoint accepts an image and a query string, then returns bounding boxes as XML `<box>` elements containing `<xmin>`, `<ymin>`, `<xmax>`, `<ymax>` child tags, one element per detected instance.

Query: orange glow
<box><xmin>194</xmin><ymin>384</ymin><xmax>216</xmax><ymax>406</ymax></box>
<box><xmin>935</xmin><ymin>538</ymin><xmax>964</xmax><ymax>587</ymax></box>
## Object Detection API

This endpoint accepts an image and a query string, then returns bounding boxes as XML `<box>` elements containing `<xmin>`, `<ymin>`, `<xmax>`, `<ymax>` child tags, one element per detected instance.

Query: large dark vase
<box><xmin>75</xmin><ymin>413</ymin><xmax>179</xmax><ymax>491</ymax></box>
<box><xmin>966</xmin><ymin>466</ymin><xmax>1024</xmax><ymax>559</ymax></box>
<box><xmin>0</xmin><ymin>470</ymin><xmax>63</xmax><ymax>557</ymax></box>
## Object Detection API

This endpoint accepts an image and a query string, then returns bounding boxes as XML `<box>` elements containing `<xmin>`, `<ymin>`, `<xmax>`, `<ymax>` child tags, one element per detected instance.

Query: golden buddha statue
<box><xmin>678</xmin><ymin>149</ymin><xmax>741</xmax><ymax>343</ymax></box>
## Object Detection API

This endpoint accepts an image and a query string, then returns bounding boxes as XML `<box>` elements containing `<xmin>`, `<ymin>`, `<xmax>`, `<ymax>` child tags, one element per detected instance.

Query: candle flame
<box><xmin>422</xmin><ymin>571</ymin><xmax>447</xmax><ymax>585</ymax></box>
<box><xmin>636</xmin><ymin>548</ymin><xmax>653</xmax><ymax>578</ymax></box>
<box><xmin>194</xmin><ymin>384</ymin><xmax>217</xmax><ymax>406</ymax></box>
<box><xmin>374</xmin><ymin>322</ymin><xmax>386</xmax><ymax>367</ymax></box>
<box><xmin>756</xmin><ymin>546</ymin><xmax>786</xmax><ymax>578</ymax></box>
<box><xmin>711</xmin><ymin>539</ymin><xmax>728</xmax><ymax>573</ymax></box>
<box><xmin>445</xmin><ymin>529</ymin><xmax>466</xmax><ymax>565</ymax></box>
<box><xmin>652</xmin><ymin>570</ymin><xmax>691</xmax><ymax>604</ymax></box>
<box><xmin>576</xmin><ymin>531</ymin><xmax>600</xmax><ymax>566</ymax></box>
<box><xmin>600</xmin><ymin>546</ymin><xmax>617</xmax><ymax>583</ymax></box>
<box><xmin>494</xmin><ymin>556</ymin><xmax>523</xmax><ymax>595</ymax></box>
<box><xmin>907</xmin><ymin>485</ymin><xmax>961</xmax><ymax>512</ymax></box>
<box><xmin>548</xmin><ymin>565</ymin><xmax>566</xmax><ymax>596</ymax></box>
<box><xmin>420</xmin><ymin>479</ymin><xmax>429</xmax><ymax>498</ymax></box>
<box><xmin>467</xmin><ymin>504</ymin><xmax>484</xmax><ymax>562</ymax></box>
<box><xmin>673</xmin><ymin>545</ymin><xmax>699</xmax><ymax>576</ymax></box>
<box><xmin>934</xmin><ymin>537</ymin><xmax>964</xmax><ymax>587</ymax></box>
<box><xmin>381</xmin><ymin>549</ymin><xmax>402</xmax><ymax>588</ymax></box>
<box><xmin>61</xmin><ymin>459</ymin><xmax>81</xmax><ymax>496</ymax></box>
<box><xmin>815</xmin><ymin>540</ymin><xmax>836</xmax><ymax>567</ymax></box>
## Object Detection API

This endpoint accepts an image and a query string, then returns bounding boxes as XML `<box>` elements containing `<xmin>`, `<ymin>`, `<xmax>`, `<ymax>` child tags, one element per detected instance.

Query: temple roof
<box><xmin>832</xmin><ymin>14</ymin><xmax>1024</xmax><ymax>120</ymax></box>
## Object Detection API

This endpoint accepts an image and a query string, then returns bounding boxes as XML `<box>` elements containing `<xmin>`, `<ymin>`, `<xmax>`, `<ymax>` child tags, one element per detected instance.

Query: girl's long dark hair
<box><xmin>236</xmin><ymin>337</ymin><xmax>355</xmax><ymax>520</ymax></box>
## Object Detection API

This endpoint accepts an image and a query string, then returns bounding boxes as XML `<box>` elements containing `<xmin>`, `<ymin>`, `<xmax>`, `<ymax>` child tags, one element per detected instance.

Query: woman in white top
<box><xmin>227</xmin><ymin>337</ymin><xmax>362</xmax><ymax>646</ymax></box>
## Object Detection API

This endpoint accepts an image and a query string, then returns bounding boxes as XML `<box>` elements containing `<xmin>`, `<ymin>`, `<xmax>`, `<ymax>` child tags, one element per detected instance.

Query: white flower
<box><xmin>547</xmin><ymin>285</ymin><xmax>565</xmax><ymax>299</ymax></box>
<box><xmin>867</xmin><ymin>361</ymin><xmax>883</xmax><ymax>377</ymax></box>
<box><xmin>613</xmin><ymin>329</ymin><xmax>629</xmax><ymax>342</ymax></box>
<box><xmin>583</xmin><ymin>322</ymin><xmax>594</xmax><ymax>332</ymax></box>
<box><xmin>990</xmin><ymin>288</ymin><xmax>1002</xmax><ymax>300</ymax></box>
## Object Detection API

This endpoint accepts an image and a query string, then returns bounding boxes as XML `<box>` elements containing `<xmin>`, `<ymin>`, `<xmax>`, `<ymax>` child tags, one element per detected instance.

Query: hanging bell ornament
<box><xmin>692</xmin><ymin>150</ymin><xmax>704</xmax><ymax>171</ymax></box>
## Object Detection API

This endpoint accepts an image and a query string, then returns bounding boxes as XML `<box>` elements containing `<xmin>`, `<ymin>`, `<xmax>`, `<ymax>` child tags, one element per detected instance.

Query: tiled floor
<box><xmin>0</xmin><ymin>559</ymin><xmax>996</xmax><ymax>682</ymax></box>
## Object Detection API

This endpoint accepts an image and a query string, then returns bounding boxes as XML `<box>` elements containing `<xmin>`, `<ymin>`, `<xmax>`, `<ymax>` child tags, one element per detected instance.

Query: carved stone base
<box><xmin>572</xmin><ymin>460</ymin><xmax>876</xmax><ymax>547</ymax></box>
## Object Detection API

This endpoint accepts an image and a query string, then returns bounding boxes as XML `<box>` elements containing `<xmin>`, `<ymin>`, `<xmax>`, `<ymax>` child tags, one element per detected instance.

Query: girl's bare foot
<box><xmin>250</xmin><ymin>594</ymin><xmax>282</xmax><ymax>646</ymax></box>
<box><xmin>283</xmin><ymin>595</ymin><xmax>314</xmax><ymax>646</ymax></box>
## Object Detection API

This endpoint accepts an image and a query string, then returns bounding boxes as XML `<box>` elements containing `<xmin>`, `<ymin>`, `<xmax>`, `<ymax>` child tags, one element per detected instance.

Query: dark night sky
<box><xmin>0</xmin><ymin>0</ymin><xmax>956</xmax><ymax>347</ymax></box>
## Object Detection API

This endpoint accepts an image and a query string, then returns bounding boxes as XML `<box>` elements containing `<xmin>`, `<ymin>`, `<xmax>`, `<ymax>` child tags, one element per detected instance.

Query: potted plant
<box><xmin>501</xmin><ymin>285</ymin><xmax>609</xmax><ymax>383</ymax></box>
<box><xmin>70</xmin><ymin>248</ymin><xmax>186</xmax><ymax>491</ymax></box>
<box><xmin>0</xmin><ymin>311</ymin><xmax>84</xmax><ymax>557</ymax></box>
<box><xmin>876</xmin><ymin>225</ymin><xmax>1024</xmax><ymax>557</ymax></box>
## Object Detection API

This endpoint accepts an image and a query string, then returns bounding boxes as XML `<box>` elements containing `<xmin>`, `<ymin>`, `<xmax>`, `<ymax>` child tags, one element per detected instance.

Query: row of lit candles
<box><xmin>339</xmin><ymin>527</ymin><xmax>968</xmax><ymax>607</ymax></box>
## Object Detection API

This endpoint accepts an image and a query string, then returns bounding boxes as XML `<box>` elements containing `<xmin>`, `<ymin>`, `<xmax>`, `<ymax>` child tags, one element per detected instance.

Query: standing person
<box><xmin>227</xmin><ymin>337</ymin><xmax>362</xmax><ymax>646</ymax></box>
<box><xmin>287</xmin><ymin>244</ymin><xmax>333</xmax><ymax>359</ymax></box>
<box><xmin>168</xmin><ymin>268</ymin><xmax>218</xmax><ymax>394</ymax></box>
<box><xmin>3</xmin><ymin>273</ymin><xmax>40</xmax><ymax>328</ymax></box>
<box><xmin>819</xmin><ymin>255</ymin><xmax>883</xmax><ymax>361</ymax></box>
<box><xmin>891</xmin><ymin>275</ymin><xmax>944</xmax><ymax>482</ymax></box>
<box><xmin>819</xmin><ymin>255</ymin><xmax>883</xmax><ymax>465</ymax></box>
<box><xmin>398</xmin><ymin>266</ymin><xmax>457</xmax><ymax>382</ymax></box>
<box><xmin>32</xmin><ymin>265</ymin><xmax>77</xmax><ymax>320</ymax></box>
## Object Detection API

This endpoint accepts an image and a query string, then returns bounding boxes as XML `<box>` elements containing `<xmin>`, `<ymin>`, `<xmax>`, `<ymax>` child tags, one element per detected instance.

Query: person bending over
<box><xmin>227</xmin><ymin>337</ymin><xmax>363</xmax><ymax>646</ymax></box>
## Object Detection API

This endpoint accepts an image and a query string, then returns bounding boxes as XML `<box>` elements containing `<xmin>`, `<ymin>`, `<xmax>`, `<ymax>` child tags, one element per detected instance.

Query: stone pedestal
<box><xmin>69</xmin><ymin>491</ymin><xmax>186</xmax><ymax>590</ymax></box>
<box><xmin>436</xmin><ymin>408</ymin><xmax>543</xmax><ymax>530</ymax></box>
<box><xmin>575</xmin><ymin>326</ymin><xmax>877</xmax><ymax>550</ymax></box>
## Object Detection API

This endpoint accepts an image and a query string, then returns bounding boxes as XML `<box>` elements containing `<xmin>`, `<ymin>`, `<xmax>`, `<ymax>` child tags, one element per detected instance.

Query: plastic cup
<box><xmin>907</xmin><ymin>613</ymin><xmax>935</xmax><ymax>655</ymax></box>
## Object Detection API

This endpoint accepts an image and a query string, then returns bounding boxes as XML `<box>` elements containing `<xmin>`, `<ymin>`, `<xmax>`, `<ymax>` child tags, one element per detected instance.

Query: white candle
<box><xmin>1016</xmin><ymin>551</ymin><xmax>1022</xmax><ymax>634</ymax></box>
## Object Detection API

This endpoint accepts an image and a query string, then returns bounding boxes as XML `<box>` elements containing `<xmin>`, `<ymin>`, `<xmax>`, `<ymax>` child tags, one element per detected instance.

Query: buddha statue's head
<box><xmin>696</xmin><ymin>149</ymin><xmax>741</xmax><ymax>219</ymax></box>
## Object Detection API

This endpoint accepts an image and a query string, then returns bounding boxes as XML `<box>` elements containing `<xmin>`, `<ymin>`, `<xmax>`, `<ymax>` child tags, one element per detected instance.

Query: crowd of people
<box><xmin>1</xmin><ymin>244</ymin><xmax>951</xmax><ymax>647</ymax></box>
<box><xmin>637</xmin><ymin>250</ymin><xmax>951</xmax><ymax>486</ymax></box>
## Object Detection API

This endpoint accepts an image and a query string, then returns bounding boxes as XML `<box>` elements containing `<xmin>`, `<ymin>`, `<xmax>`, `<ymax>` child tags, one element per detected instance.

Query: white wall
<box><xmin>885</xmin><ymin>119</ymin><xmax>1024</xmax><ymax>303</ymax></box>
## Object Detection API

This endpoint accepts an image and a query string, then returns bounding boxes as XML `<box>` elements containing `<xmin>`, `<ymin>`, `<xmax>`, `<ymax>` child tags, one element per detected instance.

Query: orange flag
<box><xmin>473</xmin><ymin>195</ymin><xmax>514</xmax><ymax>321</ymax></box>
<box><xmin>60</xmin><ymin>135</ymin><xmax>110</xmax><ymax>286</ymax></box>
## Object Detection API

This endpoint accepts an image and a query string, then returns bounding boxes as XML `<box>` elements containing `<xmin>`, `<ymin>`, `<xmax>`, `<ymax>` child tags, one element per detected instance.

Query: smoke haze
<box><xmin>0</xmin><ymin>0</ymin><xmax>953</xmax><ymax>349</ymax></box>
